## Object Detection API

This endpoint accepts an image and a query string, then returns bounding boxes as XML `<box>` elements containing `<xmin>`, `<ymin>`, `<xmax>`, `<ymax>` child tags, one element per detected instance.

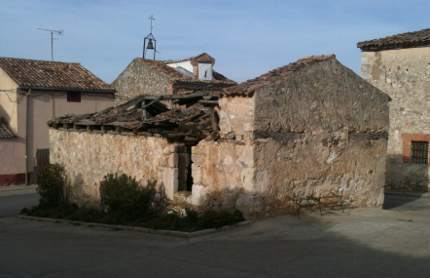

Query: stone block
<box><xmin>161</xmin><ymin>167</ymin><xmax>178</xmax><ymax>200</ymax></box>
<box><xmin>167</xmin><ymin>153</ymin><xmax>178</xmax><ymax>168</ymax></box>
<box><xmin>191</xmin><ymin>165</ymin><xmax>202</xmax><ymax>184</ymax></box>
<box><xmin>191</xmin><ymin>184</ymin><xmax>210</xmax><ymax>206</ymax></box>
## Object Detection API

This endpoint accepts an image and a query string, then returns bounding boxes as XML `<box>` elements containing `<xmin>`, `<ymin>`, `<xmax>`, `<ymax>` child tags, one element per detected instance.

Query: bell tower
<box><xmin>143</xmin><ymin>15</ymin><xmax>157</xmax><ymax>60</ymax></box>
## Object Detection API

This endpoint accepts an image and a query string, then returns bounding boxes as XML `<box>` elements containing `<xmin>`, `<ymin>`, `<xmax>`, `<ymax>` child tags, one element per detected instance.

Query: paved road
<box><xmin>0</xmin><ymin>194</ymin><xmax>429</xmax><ymax>278</ymax></box>
<box><xmin>0</xmin><ymin>191</ymin><xmax>38</xmax><ymax>217</ymax></box>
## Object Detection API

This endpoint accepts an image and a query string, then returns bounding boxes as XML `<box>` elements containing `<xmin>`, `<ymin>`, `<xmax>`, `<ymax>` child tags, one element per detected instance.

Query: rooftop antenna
<box><xmin>143</xmin><ymin>15</ymin><xmax>157</xmax><ymax>60</ymax></box>
<box><xmin>37</xmin><ymin>28</ymin><xmax>63</xmax><ymax>61</ymax></box>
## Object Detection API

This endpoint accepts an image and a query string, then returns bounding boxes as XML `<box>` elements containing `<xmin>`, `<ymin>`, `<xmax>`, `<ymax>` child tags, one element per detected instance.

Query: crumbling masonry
<box><xmin>49</xmin><ymin>55</ymin><xmax>390</xmax><ymax>212</ymax></box>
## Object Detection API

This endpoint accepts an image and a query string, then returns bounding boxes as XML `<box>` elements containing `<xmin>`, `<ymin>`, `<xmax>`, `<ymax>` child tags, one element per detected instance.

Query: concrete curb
<box><xmin>18</xmin><ymin>215</ymin><xmax>251</xmax><ymax>238</ymax></box>
<box><xmin>0</xmin><ymin>184</ymin><xmax>37</xmax><ymax>192</ymax></box>
<box><xmin>0</xmin><ymin>185</ymin><xmax>37</xmax><ymax>197</ymax></box>
<box><xmin>385</xmin><ymin>192</ymin><xmax>430</xmax><ymax>199</ymax></box>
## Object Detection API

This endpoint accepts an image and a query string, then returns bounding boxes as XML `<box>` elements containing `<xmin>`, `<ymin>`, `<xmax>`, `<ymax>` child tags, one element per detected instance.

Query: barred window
<box><xmin>411</xmin><ymin>141</ymin><xmax>429</xmax><ymax>164</ymax></box>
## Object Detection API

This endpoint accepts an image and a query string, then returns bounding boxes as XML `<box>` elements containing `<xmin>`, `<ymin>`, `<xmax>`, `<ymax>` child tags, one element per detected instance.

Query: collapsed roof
<box><xmin>0</xmin><ymin>57</ymin><xmax>114</xmax><ymax>93</ymax></box>
<box><xmin>48</xmin><ymin>93</ymin><xmax>219</xmax><ymax>144</ymax></box>
<box><xmin>357</xmin><ymin>28</ymin><xmax>430</xmax><ymax>51</ymax></box>
<box><xmin>50</xmin><ymin>54</ymin><xmax>389</xmax><ymax>143</ymax></box>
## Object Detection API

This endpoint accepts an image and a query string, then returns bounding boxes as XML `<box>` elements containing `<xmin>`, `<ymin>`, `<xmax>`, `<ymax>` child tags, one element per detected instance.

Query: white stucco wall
<box><xmin>198</xmin><ymin>63</ymin><xmax>213</xmax><ymax>80</ymax></box>
<box><xmin>166</xmin><ymin>61</ymin><xmax>194</xmax><ymax>73</ymax></box>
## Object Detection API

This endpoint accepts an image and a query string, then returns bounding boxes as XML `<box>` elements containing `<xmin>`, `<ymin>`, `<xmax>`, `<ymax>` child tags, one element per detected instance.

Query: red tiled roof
<box><xmin>190</xmin><ymin>53</ymin><xmax>215</xmax><ymax>65</ymax></box>
<box><xmin>357</xmin><ymin>28</ymin><xmax>430</xmax><ymax>51</ymax></box>
<box><xmin>0</xmin><ymin>57</ymin><xmax>114</xmax><ymax>93</ymax></box>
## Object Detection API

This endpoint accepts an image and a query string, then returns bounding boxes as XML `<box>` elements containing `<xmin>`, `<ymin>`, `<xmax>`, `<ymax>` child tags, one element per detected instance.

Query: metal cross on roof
<box><xmin>149</xmin><ymin>15</ymin><xmax>155</xmax><ymax>33</ymax></box>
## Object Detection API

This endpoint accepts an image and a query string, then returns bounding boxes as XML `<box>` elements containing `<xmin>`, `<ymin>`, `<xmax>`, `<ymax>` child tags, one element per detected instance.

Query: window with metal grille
<box><xmin>411</xmin><ymin>141</ymin><xmax>429</xmax><ymax>164</ymax></box>
<box><xmin>67</xmin><ymin>92</ymin><xmax>81</xmax><ymax>102</ymax></box>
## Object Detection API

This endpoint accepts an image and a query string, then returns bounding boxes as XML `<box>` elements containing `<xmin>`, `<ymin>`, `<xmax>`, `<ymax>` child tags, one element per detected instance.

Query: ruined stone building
<box><xmin>112</xmin><ymin>53</ymin><xmax>234</xmax><ymax>104</ymax></box>
<box><xmin>0</xmin><ymin>57</ymin><xmax>115</xmax><ymax>185</ymax></box>
<box><xmin>358</xmin><ymin>28</ymin><xmax>430</xmax><ymax>192</ymax></box>
<box><xmin>48</xmin><ymin>55</ymin><xmax>390</xmax><ymax>211</ymax></box>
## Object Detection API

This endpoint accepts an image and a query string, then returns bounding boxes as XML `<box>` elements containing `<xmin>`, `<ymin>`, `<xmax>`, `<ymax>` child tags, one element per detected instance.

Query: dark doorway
<box><xmin>177</xmin><ymin>145</ymin><xmax>193</xmax><ymax>192</ymax></box>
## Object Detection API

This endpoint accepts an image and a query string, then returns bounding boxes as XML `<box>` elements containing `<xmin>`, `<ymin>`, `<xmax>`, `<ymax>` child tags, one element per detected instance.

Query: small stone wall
<box><xmin>191</xmin><ymin>139</ymin><xmax>255</xmax><ymax>205</ymax></box>
<box><xmin>49</xmin><ymin>129</ymin><xmax>179</xmax><ymax>204</ymax></box>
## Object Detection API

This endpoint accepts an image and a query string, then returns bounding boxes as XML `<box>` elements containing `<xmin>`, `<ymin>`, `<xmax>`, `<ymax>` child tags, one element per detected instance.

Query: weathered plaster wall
<box><xmin>253</xmin><ymin>132</ymin><xmax>386</xmax><ymax>208</ymax></box>
<box><xmin>191</xmin><ymin>140</ymin><xmax>255</xmax><ymax>205</ymax></box>
<box><xmin>250</xmin><ymin>60</ymin><xmax>388</xmax><ymax>207</ymax></box>
<box><xmin>50</xmin><ymin>129</ymin><xmax>179</xmax><ymax>204</ymax></box>
<box><xmin>112</xmin><ymin>58</ymin><xmax>171</xmax><ymax>104</ymax></box>
<box><xmin>193</xmin><ymin>132</ymin><xmax>386</xmax><ymax>210</ymax></box>
<box><xmin>0</xmin><ymin>139</ymin><xmax>26</xmax><ymax>176</ymax></box>
<box><xmin>218</xmin><ymin>96</ymin><xmax>255</xmax><ymax>141</ymax></box>
<box><xmin>361</xmin><ymin>47</ymin><xmax>430</xmax><ymax>191</ymax></box>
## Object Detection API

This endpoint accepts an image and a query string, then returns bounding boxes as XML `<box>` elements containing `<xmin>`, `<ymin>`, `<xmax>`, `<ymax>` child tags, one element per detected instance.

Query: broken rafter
<box><xmin>49</xmin><ymin>94</ymin><xmax>219</xmax><ymax>144</ymax></box>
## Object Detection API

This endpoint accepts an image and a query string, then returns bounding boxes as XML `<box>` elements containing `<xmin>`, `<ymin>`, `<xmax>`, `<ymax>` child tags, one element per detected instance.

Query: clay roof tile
<box><xmin>357</xmin><ymin>28</ymin><xmax>430</xmax><ymax>51</ymax></box>
<box><xmin>0</xmin><ymin>57</ymin><xmax>114</xmax><ymax>93</ymax></box>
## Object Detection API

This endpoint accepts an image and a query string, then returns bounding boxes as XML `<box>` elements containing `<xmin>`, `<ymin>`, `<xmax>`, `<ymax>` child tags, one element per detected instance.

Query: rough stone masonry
<box><xmin>49</xmin><ymin>55</ymin><xmax>390</xmax><ymax>213</ymax></box>
<box><xmin>191</xmin><ymin>55</ymin><xmax>390</xmax><ymax>211</ymax></box>
<box><xmin>359</xmin><ymin>28</ymin><xmax>430</xmax><ymax>192</ymax></box>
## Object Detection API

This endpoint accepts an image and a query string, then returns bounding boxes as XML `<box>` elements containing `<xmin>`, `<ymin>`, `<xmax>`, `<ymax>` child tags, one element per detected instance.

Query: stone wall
<box><xmin>112</xmin><ymin>58</ymin><xmax>171</xmax><ymax>104</ymax></box>
<box><xmin>191</xmin><ymin>58</ymin><xmax>389</xmax><ymax>211</ymax></box>
<box><xmin>250</xmin><ymin>60</ymin><xmax>388</xmax><ymax>206</ymax></box>
<box><xmin>49</xmin><ymin>129</ymin><xmax>179</xmax><ymax>204</ymax></box>
<box><xmin>253</xmin><ymin>132</ymin><xmax>386</xmax><ymax>208</ymax></box>
<box><xmin>254</xmin><ymin>60</ymin><xmax>388</xmax><ymax>135</ymax></box>
<box><xmin>193</xmin><ymin>128</ymin><xmax>387</xmax><ymax>210</ymax></box>
<box><xmin>361</xmin><ymin>47</ymin><xmax>430</xmax><ymax>192</ymax></box>
<box><xmin>192</xmin><ymin>133</ymin><xmax>386</xmax><ymax>210</ymax></box>
<box><xmin>217</xmin><ymin>96</ymin><xmax>255</xmax><ymax>140</ymax></box>
<box><xmin>191</xmin><ymin>139</ymin><xmax>255</xmax><ymax>205</ymax></box>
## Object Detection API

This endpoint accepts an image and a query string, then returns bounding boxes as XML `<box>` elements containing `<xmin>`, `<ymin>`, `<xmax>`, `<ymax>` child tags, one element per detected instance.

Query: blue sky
<box><xmin>1</xmin><ymin>0</ymin><xmax>429</xmax><ymax>83</ymax></box>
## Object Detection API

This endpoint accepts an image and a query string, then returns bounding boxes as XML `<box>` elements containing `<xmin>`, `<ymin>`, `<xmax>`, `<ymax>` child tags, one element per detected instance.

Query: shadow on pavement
<box><xmin>384</xmin><ymin>155</ymin><xmax>428</xmax><ymax>209</ymax></box>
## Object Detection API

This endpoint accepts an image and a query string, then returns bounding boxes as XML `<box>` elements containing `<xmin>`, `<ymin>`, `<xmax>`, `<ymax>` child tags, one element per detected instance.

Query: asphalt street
<box><xmin>0</xmin><ymin>192</ymin><xmax>429</xmax><ymax>278</ymax></box>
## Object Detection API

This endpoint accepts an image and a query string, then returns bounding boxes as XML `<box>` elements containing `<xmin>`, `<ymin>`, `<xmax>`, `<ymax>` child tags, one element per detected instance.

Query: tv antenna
<box><xmin>37</xmin><ymin>28</ymin><xmax>64</xmax><ymax>61</ymax></box>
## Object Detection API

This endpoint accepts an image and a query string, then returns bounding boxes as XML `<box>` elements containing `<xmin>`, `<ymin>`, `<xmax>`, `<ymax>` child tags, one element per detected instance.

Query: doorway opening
<box><xmin>177</xmin><ymin>145</ymin><xmax>193</xmax><ymax>192</ymax></box>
